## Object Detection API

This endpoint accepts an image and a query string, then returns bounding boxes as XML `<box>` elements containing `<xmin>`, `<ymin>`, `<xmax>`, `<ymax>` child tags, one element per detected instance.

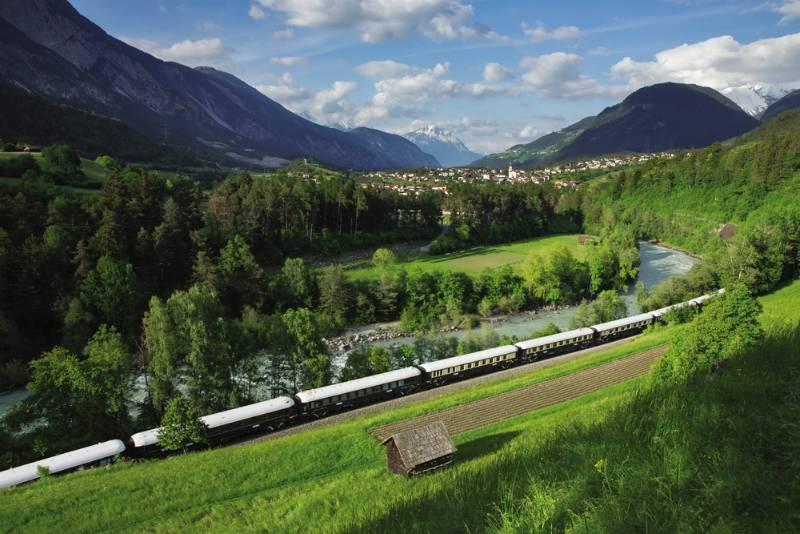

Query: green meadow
<box><xmin>0</xmin><ymin>280</ymin><xmax>797</xmax><ymax>532</ymax></box>
<box><xmin>346</xmin><ymin>233</ymin><xmax>586</xmax><ymax>281</ymax></box>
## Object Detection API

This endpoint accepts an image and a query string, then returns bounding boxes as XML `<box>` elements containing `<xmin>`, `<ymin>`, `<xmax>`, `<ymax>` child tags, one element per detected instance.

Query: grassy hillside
<box><xmin>0</xmin><ymin>281</ymin><xmax>797</xmax><ymax>531</ymax></box>
<box><xmin>579</xmin><ymin>110</ymin><xmax>800</xmax><ymax>253</ymax></box>
<box><xmin>346</xmin><ymin>234</ymin><xmax>585</xmax><ymax>281</ymax></box>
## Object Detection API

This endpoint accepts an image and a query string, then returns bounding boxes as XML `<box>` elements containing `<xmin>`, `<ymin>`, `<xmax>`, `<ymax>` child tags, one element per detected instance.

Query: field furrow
<box><xmin>369</xmin><ymin>345</ymin><xmax>667</xmax><ymax>441</ymax></box>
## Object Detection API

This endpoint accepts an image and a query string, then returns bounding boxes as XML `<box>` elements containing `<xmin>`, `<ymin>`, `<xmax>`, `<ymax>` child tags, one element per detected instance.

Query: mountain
<box><xmin>0</xmin><ymin>82</ymin><xmax>198</xmax><ymax>164</ymax></box>
<box><xmin>721</xmin><ymin>85</ymin><xmax>793</xmax><ymax>118</ymax></box>
<box><xmin>471</xmin><ymin>116</ymin><xmax>595</xmax><ymax>168</ymax></box>
<box><xmin>0</xmin><ymin>0</ymin><xmax>434</xmax><ymax>170</ymax></box>
<box><xmin>403</xmin><ymin>126</ymin><xmax>481</xmax><ymax>167</ymax></box>
<box><xmin>557</xmin><ymin>83</ymin><xmax>760</xmax><ymax>160</ymax></box>
<box><xmin>475</xmin><ymin>83</ymin><xmax>759</xmax><ymax>168</ymax></box>
<box><xmin>760</xmin><ymin>89</ymin><xmax>800</xmax><ymax>123</ymax></box>
<box><xmin>349</xmin><ymin>128</ymin><xmax>440</xmax><ymax>168</ymax></box>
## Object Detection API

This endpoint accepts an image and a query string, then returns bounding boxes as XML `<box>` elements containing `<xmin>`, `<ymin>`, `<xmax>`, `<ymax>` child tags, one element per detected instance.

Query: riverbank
<box><xmin>644</xmin><ymin>239</ymin><xmax>704</xmax><ymax>260</ymax></box>
<box><xmin>327</xmin><ymin>242</ymin><xmax>697</xmax><ymax>360</ymax></box>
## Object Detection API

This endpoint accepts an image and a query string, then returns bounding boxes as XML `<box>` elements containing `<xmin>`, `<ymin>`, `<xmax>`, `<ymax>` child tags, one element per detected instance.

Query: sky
<box><xmin>71</xmin><ymin>0</ymin><xmax>800</xmax><ymax>154</ymax></box>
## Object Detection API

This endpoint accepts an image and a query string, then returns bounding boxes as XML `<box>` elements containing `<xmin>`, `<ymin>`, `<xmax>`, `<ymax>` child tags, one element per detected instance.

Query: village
<box><xmin>359</xmin><ymin>152</ymin><xmax>676</xmax><ymax>196</ymax></box>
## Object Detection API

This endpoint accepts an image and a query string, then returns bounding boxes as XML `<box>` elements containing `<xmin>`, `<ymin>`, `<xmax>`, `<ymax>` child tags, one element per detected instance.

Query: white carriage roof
<box><xmin>592</xmin><ymin>312</ymin><xmax>655</xmax><ymax>333</ymax></box>
<box><xmin>201</xmin><ymin>396</ymin><xmax>295</xmax><ymax>429</ymax></box>
<box><xmin>418</xmin><ymin>345</ymin><xmax>518</xmax><ymax>373</ymax></box>
<box><xmin>296</xmin><ymin>367</ymin><xmax>421</xmax><ymax>404</ymax></box>
<box><xmin>515</xmin><ymin>328</ymin><xmax>596</xmax><ymax>351</ymax></box>
<box><xmin>691</xmin><ymin>293</ymin><xmax>714</xmax><ymax>304</ymax></box>
<box><xmin>131</xmin><ymin>396</ymin><xmax>296</xmax><ymax>447</ymax></box>
<box><xmin>0</xmin><ymin>440</ymin><xmax>126</xmax><ymax>489</ymax></box>
<box><xmin>130</xmin><ymin>427</ymin><xmax>161</xmax><ymax>448</ymax></box>
<box><xmin>650</xmin><ymin>306</ymin><xmax>673</xmax><ymax>317</ymax></box>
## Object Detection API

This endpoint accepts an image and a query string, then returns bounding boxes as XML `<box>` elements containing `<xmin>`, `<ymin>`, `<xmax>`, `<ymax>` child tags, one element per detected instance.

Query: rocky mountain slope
<box><xmin>760</xmin><ymin>89</ymin><xmax>800</xmax><ymax>123</ymax></box>
<box><xmin>403</xmin><ymin>126</ymin><xmax>481</xmax><ymax>167</ymax></box>
<box><xmin>0</xmin><ymin>0</ymin><xmax>434</xmax><ymax>170</ymax></box>
<box><xmin>476</xmin><ymin>83</ymin><xmax>760</xmax><ymax>168</ymax></box>
<box><xmin>471</xmin><ymin>116</ymin><xmax>595</xmax><ymax>168</ymax></box>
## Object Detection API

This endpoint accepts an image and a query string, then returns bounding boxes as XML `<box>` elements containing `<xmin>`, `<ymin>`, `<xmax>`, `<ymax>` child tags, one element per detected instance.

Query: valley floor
<box><xmin>0</xmin><ymin>281</ymin><xmax>798</xmax><ymax>532</ymax></box>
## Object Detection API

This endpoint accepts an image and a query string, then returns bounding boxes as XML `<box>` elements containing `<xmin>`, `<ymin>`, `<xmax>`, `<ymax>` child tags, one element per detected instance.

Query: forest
<box><xmin>0</xmin><ymin>148</ymin><xmax>639</xmax><ymax>466</ymax></box>
<box><xmin>2</xmin><ymin>110</ymin><xmax>799</xmax><ymax>467</ymax></box>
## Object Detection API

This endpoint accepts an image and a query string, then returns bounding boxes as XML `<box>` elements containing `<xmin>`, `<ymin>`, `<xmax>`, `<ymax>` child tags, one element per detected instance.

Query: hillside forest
<box><xmin>1</xmin><ymin>111</ymin><xmax>799</xmax><ymax>468</ymax></box>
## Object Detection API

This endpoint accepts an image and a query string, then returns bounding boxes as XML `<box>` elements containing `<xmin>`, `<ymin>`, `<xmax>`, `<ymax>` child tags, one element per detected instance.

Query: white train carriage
<box><xmin>418</xmin><ymin>345</ymin><xmax>519</xmax><ymax>382</ymax></box>
<box><xmin>296</xmin><ymin>367</ymin><xmax>422</xmax><ymax>414</ymax></box>
<box><xmin>0</xmin><ymin>439</ymin><xmax>126</xmax><ymax>489</ymax></box>
<box><xmin>691</xmin><ymin>293</ymin><xmax>716</xmax><ymax>307</ymax></box>
<box><xmin>592</xmin><ymin>312</ymin><xmax>656</xmax><ymax>341</ymax></box>
<box><xmin>130</xmin><ymin>396</ymin><xmax>296</xmax><ymax>454</ymax></box>
<box><xmin>515</xmin><ymin>328</ymin><xmax>596</xmax><ymax>360</ymax></box>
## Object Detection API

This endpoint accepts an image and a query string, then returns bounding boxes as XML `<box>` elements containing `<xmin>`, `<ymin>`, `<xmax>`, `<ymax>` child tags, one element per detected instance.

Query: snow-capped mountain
<box><xmin>722</xmin><ymin>85</ymin><xmax>794</xmax><ymax>118</ymax></box>
<box><xmin>403</xmin><ymin>126</ymin><xmax>483</xmax><ymax>167</ymax></box>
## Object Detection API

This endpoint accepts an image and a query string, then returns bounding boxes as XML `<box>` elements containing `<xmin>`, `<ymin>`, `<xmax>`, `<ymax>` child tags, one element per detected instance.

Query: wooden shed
<box><xmin>381</xmin><ymin>421</ymin><xmax>456</xmax><ymax>477</ymax></box>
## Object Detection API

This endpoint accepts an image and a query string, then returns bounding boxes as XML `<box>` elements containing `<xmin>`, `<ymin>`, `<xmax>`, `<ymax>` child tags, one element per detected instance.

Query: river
<box><xmin>0</xmin><ymin>242</ymin><xmax>696</xmax><ymax>418</ymax></box>
<box><xmin>345</xmin><ymin>241</ymin><xmax>697</xmax><ymax>355</ymax></box>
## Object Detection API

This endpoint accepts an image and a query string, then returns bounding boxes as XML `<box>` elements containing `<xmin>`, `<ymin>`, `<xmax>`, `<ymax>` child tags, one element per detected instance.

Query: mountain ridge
<box><xmin>0</xmin><ymin>0</ymin><xmax>435</xmax><ymax>170</ymax></box>
<box><xmin>403</xmin><ymin>126</ymin><xmax>482</xmax><ymax>167</ymax></box>
<box><xmin>760</xmin><ymin>89</ymin><xmax>800</xmax><ymax>123</ymax></box>
<box><xmin>475</xmin><ymin>83</ymin><xmax>760</xmax><ymax>168</ymax></box>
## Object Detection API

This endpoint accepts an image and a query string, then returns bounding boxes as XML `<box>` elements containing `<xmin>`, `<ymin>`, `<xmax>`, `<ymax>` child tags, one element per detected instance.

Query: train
<box><xmin>0</xmin><ymin>290</ymin><xmax>723</xmax><ymax>489</ymax></box>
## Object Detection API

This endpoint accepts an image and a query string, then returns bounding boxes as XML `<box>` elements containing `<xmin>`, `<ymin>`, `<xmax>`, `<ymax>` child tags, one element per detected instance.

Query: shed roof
<box><xmin>382</xmin><ymin>421</ymin><xmax>455</xmax><ymax>468</ymax></box>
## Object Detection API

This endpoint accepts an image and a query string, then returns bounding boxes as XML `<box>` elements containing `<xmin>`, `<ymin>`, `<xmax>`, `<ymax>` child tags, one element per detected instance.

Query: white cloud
<box><xmin>520</xmin><ymin>52</ymin><xmax>623</xmax><ymax>98</ymax></box>
<box><xmin>271</xmin><ymin>55</ymin><xmax>307</xmax><ymax>66</ymax></box>
<box><xmin>357</xmin><ymin>60</ymin><xmax>416</xmax><ymax>79</ymax></box>
<box><xmin>256</xmin><ymin>75</ymin><xmax>358</xmax><ymax>125</ymax></box>
<box><xmin>308</xmin><ymin>81</ymin><xmax>359</xmax><ymax>124</ymax></box>
<box><xmin>272</xmin><ymin>28</ymin><xmax>295</xmax><ymax>40</ymax></box>
<box><xmin>517</xmin><ymin>126</ymin><xmax>540</xmax><ymax>139</ymax></box>
<box><xmin>159</xmin><ymin>5</ymin><xmax>167</xmax><ymax>13</ymax></box>
<box><xmin>122</xmin><ymin>37</ymin><xmax>233</xmax><ymax>68</ymax></box>
<box><xmin>483</xmin><ymin>62</ymin><xmax>514</xmax><ymax>82</ymax></box>
<box><xmin>587</xmin><ymin>46</ymin><xmax>612</xmax><ymax>57</ymax></box>
<box><xmin>778</xmin><ymin>1</ymin><xmax>800</xmax><ymax>23</ymax></box>
<box><xmin>610</xmin><ymin>33</ymin><xmax>800</xmax><ymax>92</ymax></box>
<box><xmin>523</xmin><ymin>23</ymin><xmax>583</xmax><ymax>43</ymax></box>
<box><xmin>355</xmin><ymin>62</ymin><xmax>512</xmax><ymax>125</ymax></box>
<box><xmin>254</xmin><ymin>0</ymin><xmax>492</xmax><ymax>42</ymax></box>
<box><xmin>256</xmin><ymin>73</ymin><xmax>311</xmax><ymax>106</ymax></box>
<box><xmin>249</xmin><ymin>4</ymin><xmax>268</xmax><ymax>20</ymax></box>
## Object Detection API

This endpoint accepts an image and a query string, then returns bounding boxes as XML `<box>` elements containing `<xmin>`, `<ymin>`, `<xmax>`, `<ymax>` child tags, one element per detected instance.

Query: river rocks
<box><xmin>325</xmin><ymin>329</ymin><xmax>408</xmax><ymax>353</ymax></box>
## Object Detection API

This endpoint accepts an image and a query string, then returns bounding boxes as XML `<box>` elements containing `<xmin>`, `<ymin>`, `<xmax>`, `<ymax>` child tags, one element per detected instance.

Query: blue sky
<box><xmin>72</xmin><ymin>0</ymin><xmax>800</xmax><ymax>153</ymax></box>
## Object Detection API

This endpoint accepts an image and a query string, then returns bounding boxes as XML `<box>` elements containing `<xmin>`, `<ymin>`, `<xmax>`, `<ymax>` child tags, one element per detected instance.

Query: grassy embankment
<box><xmin>345</xmin><ymin>233</ymin><xmax>585</xmax><ymax>281</ymax></box>
<box><xmin>1</xmin><ymin>280</ymin><xmax>797</xmax><ymax>532</ymax></box>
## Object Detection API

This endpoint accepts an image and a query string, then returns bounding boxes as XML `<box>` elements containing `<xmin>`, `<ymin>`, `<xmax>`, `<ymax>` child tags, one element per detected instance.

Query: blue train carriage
<box><xmin>591</xmin><ymin>312</ymin><xmax>657</xmax><ymax>342</ymax></box>
<box><xmin>418</xmin><ymin>345</ymin><xmax>519</xmax><ymax>385</ymax></box>
<box><xmin>296</xmin><ymin>367</ymin><xmax>423</xmax><ymax>417</ymax></box>
<box><xmin>515</xmin><ymin>328</ymin><xmax>596</xmax><ymax>362</ymax></box>
<box><xmin>0</xmin><ymin>439</ymin><xmax>126</xmax><ymax>489</ymax></box>
<box><xmin>130</xmin><ymin>396</ymin><xmax>297</xmax><ymax>455</ymax></box>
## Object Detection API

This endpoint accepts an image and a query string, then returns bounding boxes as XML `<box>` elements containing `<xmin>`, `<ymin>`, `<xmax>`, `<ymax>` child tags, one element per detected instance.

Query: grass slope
<box><xmin>0</xmin><ymin>281</ymin><xmax>797</xmax><ymax>532</ymax></box>
<box><xmin>346</xmin><ymin>234</ymin><xmax>585</xmax><ymax>281</ymax></box>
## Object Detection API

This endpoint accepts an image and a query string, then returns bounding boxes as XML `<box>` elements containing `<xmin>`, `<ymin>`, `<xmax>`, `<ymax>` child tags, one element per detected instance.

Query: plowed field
<box><xmin>369</xmin><ymin>345</ymin><xmax>667</xmax><ymax>441</ymax></box>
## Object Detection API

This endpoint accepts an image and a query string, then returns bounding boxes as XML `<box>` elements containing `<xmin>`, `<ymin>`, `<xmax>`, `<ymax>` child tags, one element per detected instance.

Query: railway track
<box><xmin>369</xmin><ymin>345</ymin><xmax>667</xmax><ymax>441</ymax></box>
<box><xmin>235</xmin><ymin>336</ymin><xmax>647</xmax><ymax>446</ymax></box>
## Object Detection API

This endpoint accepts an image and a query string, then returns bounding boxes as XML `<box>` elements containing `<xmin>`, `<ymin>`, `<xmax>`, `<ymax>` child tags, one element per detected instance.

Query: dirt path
<box><xmin>369</xmin><ymin>345</ymin><xmax>667</xmax><ymax>441</ymax></box>
<box><xmin>235</xmin><ymin>336</ymin><xmax>646</xmax><ymax>446</ymax></box>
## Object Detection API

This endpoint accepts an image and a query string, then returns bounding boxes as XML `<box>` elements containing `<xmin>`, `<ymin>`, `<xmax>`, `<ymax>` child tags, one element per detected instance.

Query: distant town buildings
<box><xmin>359</xmin><ymin>152</ymin><xmax>675</xmax><ymax>196</ymax></box>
